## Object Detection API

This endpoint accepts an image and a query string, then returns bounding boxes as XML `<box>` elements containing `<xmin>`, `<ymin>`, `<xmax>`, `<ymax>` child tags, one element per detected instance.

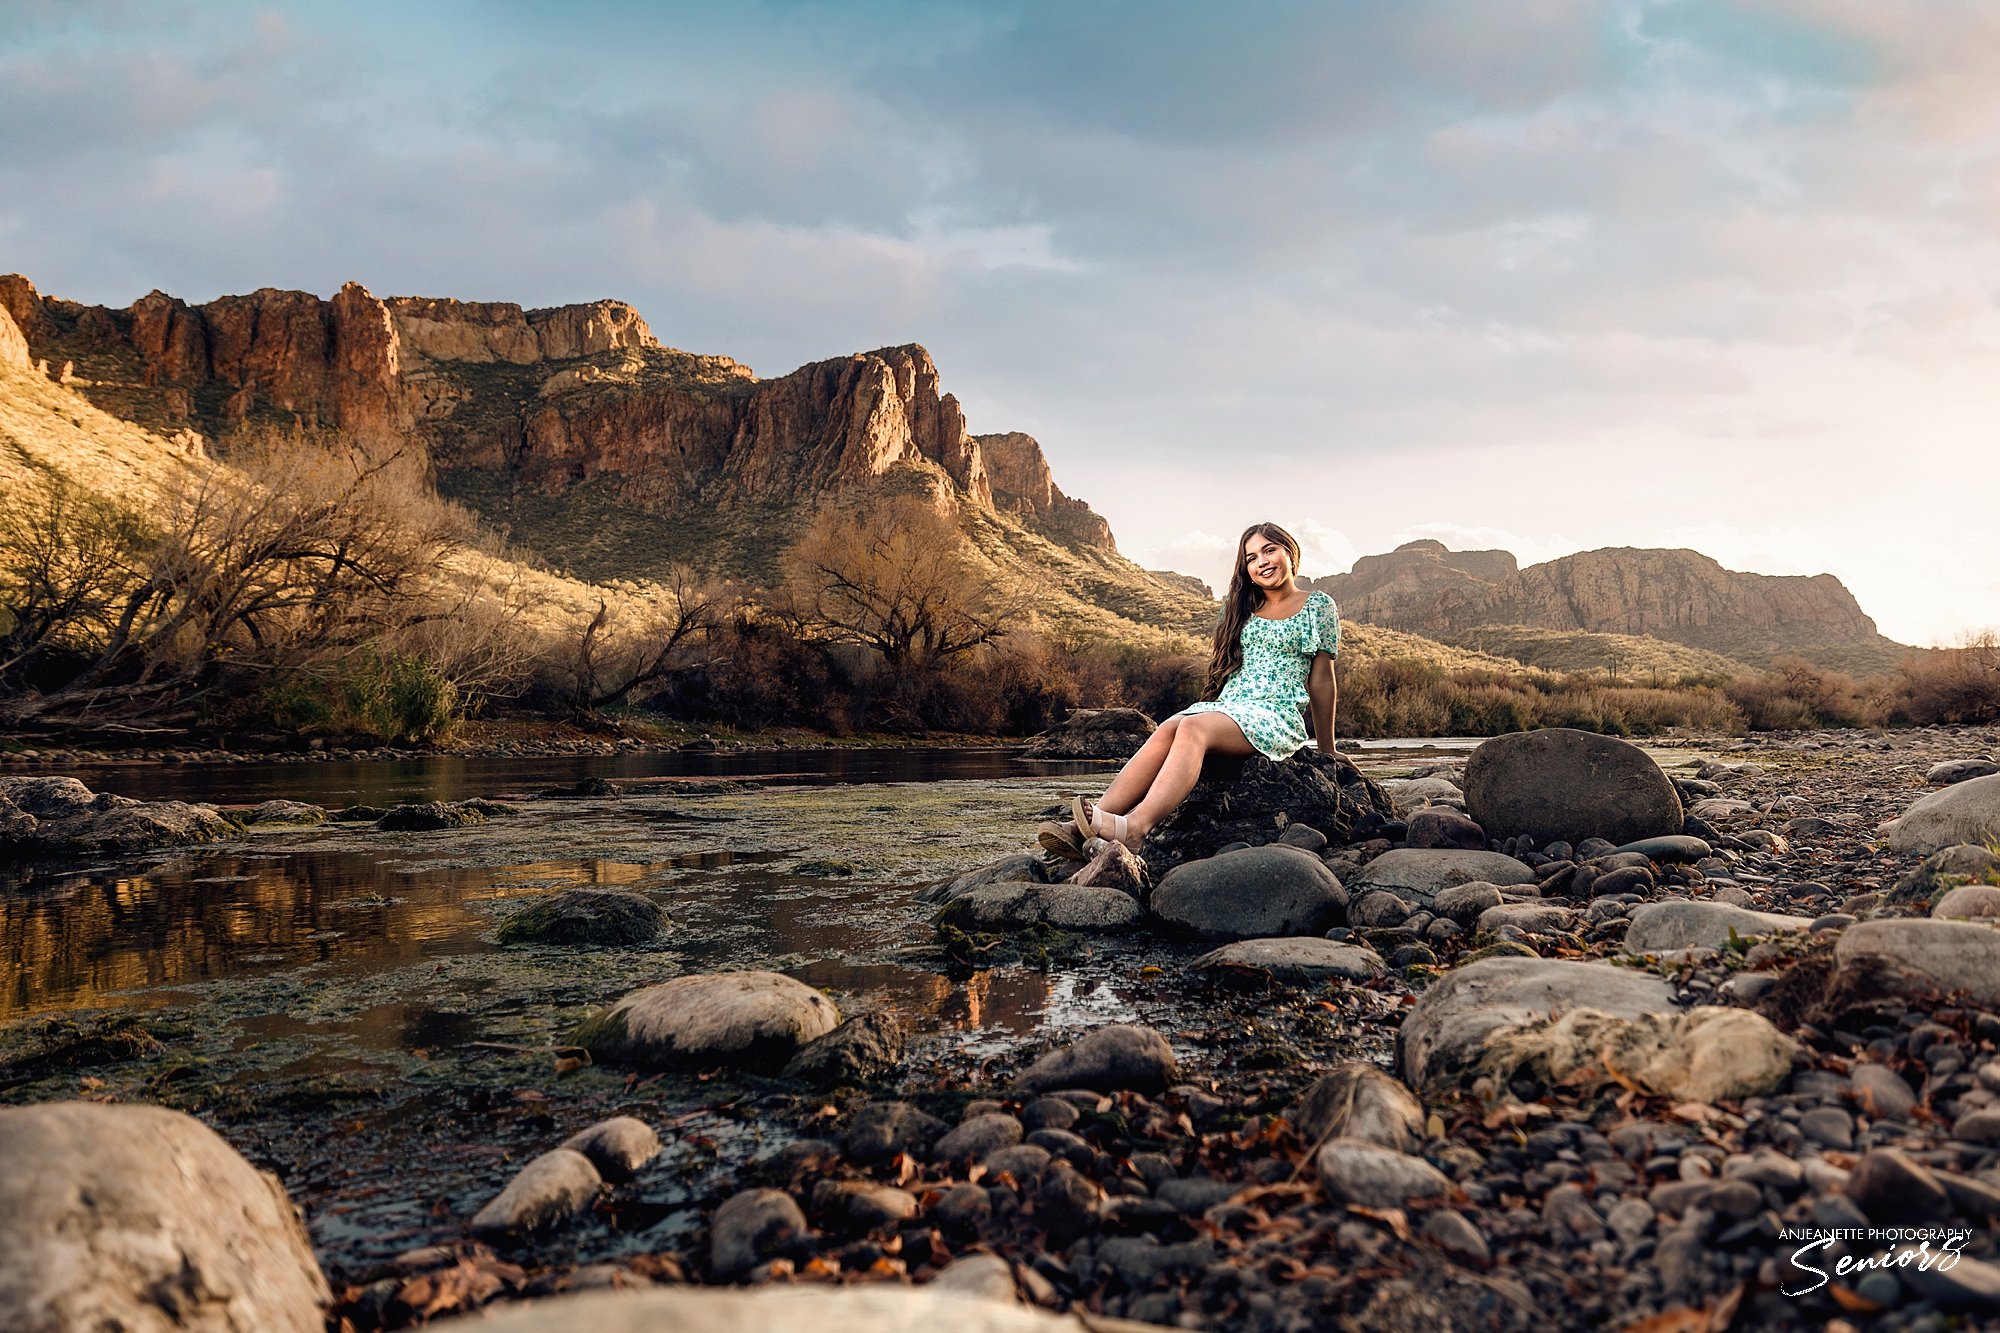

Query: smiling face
<box><xmin>1242</xmin><ymin>532</ymin><xmax>1294</xmax><ymax>590</ymax></box>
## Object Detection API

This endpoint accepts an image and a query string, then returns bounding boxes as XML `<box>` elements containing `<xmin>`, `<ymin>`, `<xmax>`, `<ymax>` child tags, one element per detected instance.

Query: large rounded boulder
<box><xmin>1150</xmin><ymin>845</ymin><xmax>1347</xmax><ymax>938</ymax></box>
<box><xmin>0</xmin><ymin>1101</ymin><xmax>331</xmax><ymax>1332</ymax></box>
<box><xmin>1139</xmin><ymin>750</ymin><xmax>1393</xmax><ymax>873</ymax></box>
<box><xmin>577</xmin><ymin>972</ymin><xmax>840</xmax><ymax>1070</ymax></box>
<box><xmin>1464</xmin><ymin>728</ymin><xmax>1682</xmax><ymax>847</ymax></box>
<box><xmin>1884</xmin><ymin>774</ymin><xmax>2000</xmax><ymax>856</ymax></box>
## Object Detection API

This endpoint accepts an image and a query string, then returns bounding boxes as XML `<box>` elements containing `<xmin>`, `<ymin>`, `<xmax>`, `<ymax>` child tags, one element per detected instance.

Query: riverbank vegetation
<box><xmin>3</xmin><ymin>440</ymin><xmax>1996</xmax><ymax>749</ymax></box>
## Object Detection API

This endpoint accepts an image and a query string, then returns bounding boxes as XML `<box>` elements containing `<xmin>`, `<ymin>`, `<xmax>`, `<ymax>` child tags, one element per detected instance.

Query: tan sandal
<box><xmin>1038</xmin><ymin>819</ymin><xmax>1087</xmax><ymax>861</ymax></box>
<box><xmin>1074</xmin><ymin>796</ymin><xmax>1140</xmax><ymax>853</ymax></box>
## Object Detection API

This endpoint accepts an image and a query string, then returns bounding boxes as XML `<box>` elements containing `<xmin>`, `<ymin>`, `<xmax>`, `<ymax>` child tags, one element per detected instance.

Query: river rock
<box><xmin>1069</xmin><ymin>838</ymin><xmax>1148</xmax><ymax>896</ymax></box>
<box><xmin>935</xmin><ymin>882</ymin><xmax>1142</xmax><ymax>933</ymax></box>
<box><xmin>0</xmin><ymin>776</ymin><xmax>239</xmax><ymax>859</ymax></box>
<box><xmin>242</xmin><ymin>799</ymin><xmax>328</xmax><ymax>826</ymax></box>
<box><xmin>560</xmin><ymin>1117</ymin><xmax>662</xmax><ymax>1181</ymax></box>
<box><xmin>1406</xmin><ymin>809</ymin><xmax>1486</xmax><ymax>851</ymax></box>
<box><xmin>1885</xmin><ymin>774</ymin><xmax>2000</xmax><ymax>855</ymax></box>
<box><xmin>1833</xmin><ymin>919</ymin><xmax>2000</xmax><ymax>1007</ymax></box>
<box><xmin>1849</xmin><ymin>1064</ymin><xmax>1918</xmax><ymax>1120</ymax></box>
<box><xmin>1192</xmin><ymin>937</ymin><xmax>1385</xmax><ymax>983</ymax></box>
<box><xmin>1021</xmin><ymin>707</ymin><xmax>1155</xmax><ymax>759</ymax></box>
<box><xmin>1610</xmin><ymin>834</ymin><xmax>1711</xmax><ymax>862</ymax></box>
<box><xmin>811</xmin><ymin>1181</ymin><xmax>918</xmax><ymax>1234</ymax></box>
<box><xmin>0</xmin><ymin>1101</ymin><xmax>330</xmax><ymax>1332</ymax></box>
<box><xmin>1150</xmin><ymin>845</ymin><xmax>1346</xmax><ymax>938</ymax></box>
<box><xmin>1474</xmin><ymin>902</ymin><xmax>1580</xmax><ymax>935</ymax></box>
<box><xmin>1475</xmin><ymin>1006</ymin><xmax>1797</xmax><ymax>1104</ymax></box>
<box><xmin>1381</xmin><ymin>776</ymin><xmax>1465</xmax><ymax>817</ymax></box>
<box><xmin>928</xmin><ymin>1253</ymin><xmax>1016</xmax><ymax>1301</ymax></box>
<box><xmin>1433</xmin><ymin>881</ymin><xmax>1506</xmax><ymax>925</ymax></box>
<box><xmin>376</xmin><ymin>800</ymin><xmax>487</xmax><ymax>831</ymax></box>
<box><xmin>1623</xmin><ymin>901</ymin><xmax>1813</xmax><ymax>953</ymax></box>
<box><xmin>1935</xmin><ymin>885</ymin><xmax>2000</xmax><ymax>920</ymax></box>
<box><xmin>1464</xmin><ymin>728</ymin><xmax>1683</xmax><ymax>846</ymax></box>
<box><xmin>496</xmin><ymin>889</ymin><xmax>670</xmax><ymax>946</ymax></box>
<box><xmin>0</xmin><ymin>775</ymin><xmax>99</xmax><ymax>818</ymax></box>
<box><xmin>1398</xmin><ymin>957</ymin><xmax>1677</xmax><ymax>1090</ymax></box>
<box><xmin>844</xmin><ymin>1102</ymin><xmax>947</xmax><ymax>1164</ymax></box>
<box><xmin>1351</xmin><ymin>849</ymin><xmax>1535</xmax><ymax>905</ymax></box>
<box><xmin>709</xmin><ymin>1188</ymin><xmax>809</xmax><ymax>1281</ymax></box>
<box><xmin>1690</xmin><ymin>798</ymin><xmax>1755</xmax><ymax>819</ymax></box>
<box><xmin>1011</xmin><ymin>1024</ymin><xmax>1178</xmax><ymax>1095</ymax></box>
<box><xmin>931</xmin><ymin>1114</ymin><xmax>1024</xmax><ymax>1164</ymax></box>
<box><xmin>437</xmin><ymin>1285</ymin><xmax>1137</xmax><ymax>1331</ymax></box>
<box><xmin>469</xmin><ymin>1148</ymin><xmax>603</xmax><ymax>1238</ymax></box>
<box><xmin>1316</xmin><ymin>1138</ymin><xmax>1452</xmax><ymax>1208</ymax></box>
<box><xmin>1930</xmin><ymin>759</ymin><xmax>2000</xmax><ymax>786</ymax></box>
<box><xmin>1891</xmin><ymin>844</ymin><xmax>2000</xmax><ymax>905</ymax></box>
<box><xmin>577</xmin><ymin>972</ymin><xmax>840</xmax><ymax>1070</ymax></box>
<box><xmin>919</xmin><ymin>853</ymin><xmax>1048</xmax><ymax>906</ymax></box>
<box><xmin>1287</xmin><ymin>1063</ymin><xmax>1424</xmax><ymax>1152</ymax></box>
<box><xmin>1139</xmin><ymin>749</ymin><xmax>1393</xmax><ymax>873</ymax></box>
<box><xmin>780</xmin><ymin>1011</ymin><xmax>905</xmax><ymax>1087</ymax></box>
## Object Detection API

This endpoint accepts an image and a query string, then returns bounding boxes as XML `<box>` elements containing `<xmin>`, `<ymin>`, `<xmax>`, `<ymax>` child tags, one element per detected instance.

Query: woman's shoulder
<box><xmin>1307</xmin><ymin>588</ymin><xmax>1335</xmax><ymax>608</ymax></box>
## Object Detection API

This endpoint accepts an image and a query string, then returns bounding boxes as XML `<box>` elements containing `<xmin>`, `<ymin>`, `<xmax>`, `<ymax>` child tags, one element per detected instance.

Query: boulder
<box><xmin>376</xmin><ymin>800</ymin><xmax>487</xmax><ymax>831</ymax></box>
<box><xmin>1150</xmin><ymin>846</ymin><xmax>1346</xmax><ymax>938</ymax></box>
<box><xmin>1020</xmin><ymin>707</ymin><xmax>1155</xmax><ymax>759</ymax></box>
<box><xmin>1380</xmin><ymin>776</ymin><xmax>1464</xmax><ymax>818</ymax></box>
<box><xmin>469</xmin><ymin>1148</ymin><xmax>603</xmax><ymax>1238</ymax></box>
<box><xmin>1069</xmin><ymin>839</ymin><xmax>1148</xmax><ymax>897</ymax></box>
<box><xmin>1286</xmin><ymin>1063</ymin><xmax>1424</xmax><ymax>1152</ymax></box>
<box><xmin>577</xmin><ymin>972</ymin><xmax>840</xmax><ymax>1070</ymax></box>
<box><xmin>1934</xmin><ymin>885</ymin><xmax>2000</xmax><ymax>921</ymax></box>
<box><xmin>918</xmin><ymin>853</ymin><xmax>1048</xmax><ymax>906</ymax></box>
<box><xmin>935</xmin><ymin>883</ymin><xmax>1142</xmax><ymax>933</ymax></box>
<box><xmin>1350</xmin><ymin>849</ymin><xmax>1535</xmax><ymax>905</ymax></box>
<box><xmin>1890</xmin><ymin>845</ymin><xmax>2000</xmax><ymax>905</ymax></box>
<box><xmin>496</xmin><ymin>889</ymin><xmax>670</xmax><ymax>946</ymax></box>
<box><xmin>1474</xmin><ymin>1006</ymin><xmax>1798</xmax><ymax>1104</ymax></box>
<box><xmin>25</xmin><ymin>799</ymin><xmax>238</xmax><ymax>856</ymax></box>
<box><xmin>0</xmin><ymin>1101</ymin><xmax>330</xmax><ymax>1332</ymax></box>
<box><xmin>1623</xmin><ymin>901</ymin><xmax>1814</xmax><ymax>953</ymax></box>
<box><xmin>242</xmin><ymin>799</ymin><xmax>327</xmax><ymax>826</ymax></box>
<box><xmin>559</xmin><ymin>1117</ymin><xmax>662</xmax><ymax>1181</ymax></box>
<box><xmin>1011</xmin><ymin>1024</ymin><xmax>1178</xmax><ymax>1095</ymax></box>
<box><xmin>1316</xmin><ymin>1138</ymin><xmax>1452</xmax><ymax>1208</ymax></box>
<box><xmin>1192</xmin><ymin>937</ymin><xmax>1385</xmax><ymax>984</ymax></box>
<box><xmin>432</xmin><ymin>1285</ymin><xmax>1141</xmax><ymax>1331</ymax></box>
<box><xmin>1833</xmin><ymin>919</ymin><xmax>2000</xmax><ymax>1008</ymax></box>
<box><xmin>1464</xmin><ymin>728</ymin><xmax>1683</xmax><ymax>846</ymax></box>
<box><xmin>1929</xmin><ymin>759</ymin><xmax>2000</xmax><ymax>786</ymax></box>
<box><xmin>0</xmin><ymin>776</ymin><xmax>99</xmax><ymax>818</ymax></box>
<box><xmin>1885</xmin><ymin>775</ymin><xmax>2000</xmax><ymax>856</ymax></box>
<box><xmin>1139</xmin><ymin>750</ymin><xmax>1393</xmax><ymax>873</ymax></box>
<box><xmin>779</xmin><ymin>1011</ymin><xmax>906</xmax><ymax>1087</ymax></box>
<box><xmin>1406</xmin><ymin>809</ymin><xmax>1486</xmax><ymax>851</ymax></box>
<box><xmin>1398</xmin><ymin>957</ymin><xmax>1677</xmax><ymax>1091</ymax></box>
<box><xmin>709</xmin><ymin>1189</ymin><xmax>808</xmax><ymax>1281</ymax></box>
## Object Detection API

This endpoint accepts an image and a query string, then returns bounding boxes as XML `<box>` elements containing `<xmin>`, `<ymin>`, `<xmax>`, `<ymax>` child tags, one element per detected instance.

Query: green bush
<box><xmin>259</xmin><ymin>652</ymin><xmax>460</xmax><ymax>744</ymax></box>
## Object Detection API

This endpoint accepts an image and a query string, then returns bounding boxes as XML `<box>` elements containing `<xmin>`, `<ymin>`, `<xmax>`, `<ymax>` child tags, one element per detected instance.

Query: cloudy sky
<box><xmin>5</xmin><ymin>1</ymin><xmax>1997</xmax><ymax>644</ymax></box>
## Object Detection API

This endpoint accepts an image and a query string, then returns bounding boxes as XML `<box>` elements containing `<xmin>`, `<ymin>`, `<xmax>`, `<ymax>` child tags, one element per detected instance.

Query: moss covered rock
<box><xmin>496</xmin><ymin>889</ymin><xmax>670</xmax><ymax>946</ymax></box>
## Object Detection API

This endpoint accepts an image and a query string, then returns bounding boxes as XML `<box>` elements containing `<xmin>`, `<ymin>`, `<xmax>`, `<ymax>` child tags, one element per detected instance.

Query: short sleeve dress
<box><xmin>1181</xmin><ymin>589</ymin><xmax>1340</xmax><ymax>761</ymax></box>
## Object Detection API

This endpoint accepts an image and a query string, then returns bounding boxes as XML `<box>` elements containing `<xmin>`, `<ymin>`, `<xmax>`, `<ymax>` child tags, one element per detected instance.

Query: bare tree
<box><xmin>567</xmin><ymin>571</ymin><xmax>725</xmax><ymax>715</ymax></box>
<box><xmin>0</xmin><ymin>474</ymin><xmax>150</xmax><ymax>679</ymax></box>
<box><xmin>780</xmin><ymin>494</ymin><xmax>1009</xmax><ymax>671</ymax></box>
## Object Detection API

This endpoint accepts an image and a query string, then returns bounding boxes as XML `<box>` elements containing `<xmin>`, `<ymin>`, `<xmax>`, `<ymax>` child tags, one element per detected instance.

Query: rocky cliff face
<box><xmin>1313</xmin><ymin>540</ymin><xmax>1907</xmax><ymax>672</ymax></box>
<box><xmin>0</xmin><ymin>276</ymin><xmax>1116</xmax><ymax>554</ymax></box>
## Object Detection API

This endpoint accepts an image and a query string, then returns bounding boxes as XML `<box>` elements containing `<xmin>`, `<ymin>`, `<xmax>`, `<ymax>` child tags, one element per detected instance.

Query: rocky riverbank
<box><xmin>4</xmin><ymin>724</ymin><xmax>2000</xmax><ymax>1331</ymax></box>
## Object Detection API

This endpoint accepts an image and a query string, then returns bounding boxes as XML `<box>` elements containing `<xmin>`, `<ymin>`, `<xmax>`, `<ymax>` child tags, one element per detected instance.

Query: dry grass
<box><xmin>1430</xmin><ymin>624</ymin><xmax>1748</xmax><ymax>679</ymax></box>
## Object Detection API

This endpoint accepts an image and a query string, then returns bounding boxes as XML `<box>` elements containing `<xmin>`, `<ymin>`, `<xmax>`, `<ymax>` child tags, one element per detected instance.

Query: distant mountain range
<box><xmin>0</xmin><ymin>274</ymin><xmax>1911</xmax><ymax>676</ymax></box>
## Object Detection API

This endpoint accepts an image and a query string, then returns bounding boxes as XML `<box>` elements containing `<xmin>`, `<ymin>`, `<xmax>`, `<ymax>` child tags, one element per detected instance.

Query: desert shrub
<box><xmin>1725</xmin><ymin>656</ymin><xmax>1869</xmax><ymax>730</ymax></box>
<box><xmin>1891</xmin><ymin>634</ymin><xmax>2000</xmax><ymax>724</ymax></box>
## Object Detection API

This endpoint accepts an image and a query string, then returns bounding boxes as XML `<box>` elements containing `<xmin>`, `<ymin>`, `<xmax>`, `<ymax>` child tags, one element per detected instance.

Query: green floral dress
<box><xmin>1182</xmin><ymin>590</ymin><xmax>1340</xmax><ymax>760</ymax></box>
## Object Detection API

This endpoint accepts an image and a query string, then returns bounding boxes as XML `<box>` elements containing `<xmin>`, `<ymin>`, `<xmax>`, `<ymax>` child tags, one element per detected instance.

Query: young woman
<box><xmin>1046</xmin><ymin>522</ymin><xmax>1340</xmax><ymax>856</ymax></box>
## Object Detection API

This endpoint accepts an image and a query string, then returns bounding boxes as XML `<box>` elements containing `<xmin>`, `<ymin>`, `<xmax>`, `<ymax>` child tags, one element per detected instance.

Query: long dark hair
<box><xmin>1205</xmin><ymin>522</ymin><xmax>1301</xmax><ymax>697</ymax></box>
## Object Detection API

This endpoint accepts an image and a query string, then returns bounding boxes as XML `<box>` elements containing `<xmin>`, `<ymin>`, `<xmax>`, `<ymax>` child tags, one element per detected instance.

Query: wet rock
<box><xmin>1465</xmin><ymin>728</ymin><xmax>1684</xmax><ymax>846</ymax></box>
<box><xmin>779</xmin><ymin>1011</ymin><xmax>905</xmax><ymax>1087</ymax></box>
<box><xmin>810</xmin><ymin>1180</ymin><xmax>918</xmax><ymax>1234</ymax></box>
<box><xmin>1191</xmin><ymin>937</ymin><xmax>1385</xmax><ymax>983</ymax></box>
<box><xmin>1070</xmin><ymin>839</ymin><xmax>1148</xmax><ymax>896</ymax></box>
<box><xmin>931</xmin><ymin>1113</ymin><xmax>1024</xmax><ymax>1164</ymax></box>
<box><xmin>540</xmin><ymin>777</ymin><xmax>622</xmax><ymax>798</ymax></box>
<box><xmin>709</xmin><ymin>1188</ymin><xmax>809</xmax><ymax>1281</ymax></box>
<box><xmin>935</xmin><ymin>882</ymin><xmax>1142</xmax><ymax>933</ymax></box>
<box><xmin>1845</xmin><ymin>1149</ymin><xmax>1952</xmax><ymax>1224</ymax></box>
<box><xmin>1316</xmin><ymin>1138</ymin><xmax>1452</xmax><ymax>1208</ymax></box>
<box><xmin>0</xmin><ymin>776</ymin><xmax>98</xmax><ymax>818</ymax></box>
<box><xmin>1010</xmin><ymin>1024</ymin><xmax>1179</xmax><ymax>1095</ymax></box>
<box><xmin>243</xmin><ymin>799</ymin><xmax>327</xmax><ymax>825</ymax></box>
<box><xmin>1474</xmin><ymin>1005</ymin><xmax>1796</xmax><ymax>1104</ymax></box>
<box><xmin>0</xmin><ymin>776</ymin><xmax>240</xmax><ymax>858</ymax></box>
<box><xmin>1622</xmin><ymin>900</ymin><xmax>1813</xmax><ymax>953</ymax></box>
<box><xmin>927</xmin><ymin>1252</ymin><xmax>1016</xmax><ymax>1301</ymax></box>
<box><xmin>560</xmin><ymin>1116</ymin><xmax>662</xmax><ymax>1181</ymax></box>
<box><xmin>1021</xmin><ymin>707</ymin><xmax>1155</xmax><ymax>759</ymax></box>
<box><xmin>0</xmin><ymin>1101</ymin><xmax>331</xmax><ymax>1332</ymax></box>
<box><xmin>919</xmin><ymin>853</ymin><xmax>1048</xmax><ymax>906</ymax></box>
<box><xmin>1287</xmin><ymin>1063</ymin><xmax>1424</xmax><ymax>1152</ymax></box>
<box><xmin>1934</xmin><ymin>884</ymin><xmax>2000</xmax><ymax>920</ymax></box>
<box><xmin>1885</xmin><ymin>774</ymin><xmax>2000</xmax><ymax>855</ymax></box>
<box><xmin>1929</xmin><ymin>759</ymin><xmax>2000</xmax><ymax>786</ymax></box>
<box><xmin>1150</xmin><ymin>845</ymin><xmax>1346</xmax><ymax>938</ymax></box>
<box><xmin>376</xmin><ymin>800</ymin><xmax>487</xmax><ymax>831</ymax></box>
<box><xmin>469</xmin><ymin>1148</ymin><xmax>603</xmax><ymax>1238</ymax></box>
<box><xmin>1350</xmin><ymin>848</ymin><xmax>1535</xmax><ymax>905</ymax></box>
<box><xmin>1398</xmin><ymin>957</ymin><xmax>1677</xmax><ymax>1091</ymax></box>
<box><xmin>1139</xmin><ymin>749</ymin><xmax>1392</xmax><ymax>873</ymax></box>
<box><xmin>1407</xmin><ymin>809</ymin><xmax>1486</xmax><ymax>851</ymax></box>
<box><xmin>845</xmin><ymin>1102</ymin><xmax>947</xmax><ymax>1164</ymax></box>
<box><xmin>1890</xmin><ymin>844</ymin><xmax>2000</xmax><ymax>905</ymax></box>
<box><xmin>1833</xmin><ymin>919</ymin><xmax>2000</xmax><ymax>1008</ymax></box>
<box><xmin>495</xmin><ymin>889</ymin><xmax>670</xmax><ymax>946</ymax></box>
<box><xmin>577</xmin><ymin>972</ymin><xmax>840</xmax><ymax>1070</ymax></box>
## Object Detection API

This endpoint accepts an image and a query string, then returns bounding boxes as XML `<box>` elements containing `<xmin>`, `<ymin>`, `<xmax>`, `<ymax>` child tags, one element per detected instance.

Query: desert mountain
<box><xmin>1312</xmin><ymin>539</ymin><xmax>1909</xmax><ymax>674</ymax></box>
<box><xmin>0</xmin><ymin>275</ymin><xmax>1212</xmax><ymax>643</ymax></box>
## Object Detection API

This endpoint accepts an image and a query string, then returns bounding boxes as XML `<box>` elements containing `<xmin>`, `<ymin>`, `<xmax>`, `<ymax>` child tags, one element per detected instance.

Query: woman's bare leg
<box><xmin>1125</xmin><ymin>712</ymin><xmax>1254</xmax><ymax>839</ymax></box>
<box><xmin>1095</xmin><ymin>715</ymin><xmax>1181</xmax><ymax>817</ymax></box>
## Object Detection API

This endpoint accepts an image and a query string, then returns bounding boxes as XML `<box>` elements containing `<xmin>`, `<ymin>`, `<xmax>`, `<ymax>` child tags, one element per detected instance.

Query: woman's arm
<box><xmin>1308</xmin><ymin>652</ymin><xmax>1338</xmax><ymax>754</ymax></box>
